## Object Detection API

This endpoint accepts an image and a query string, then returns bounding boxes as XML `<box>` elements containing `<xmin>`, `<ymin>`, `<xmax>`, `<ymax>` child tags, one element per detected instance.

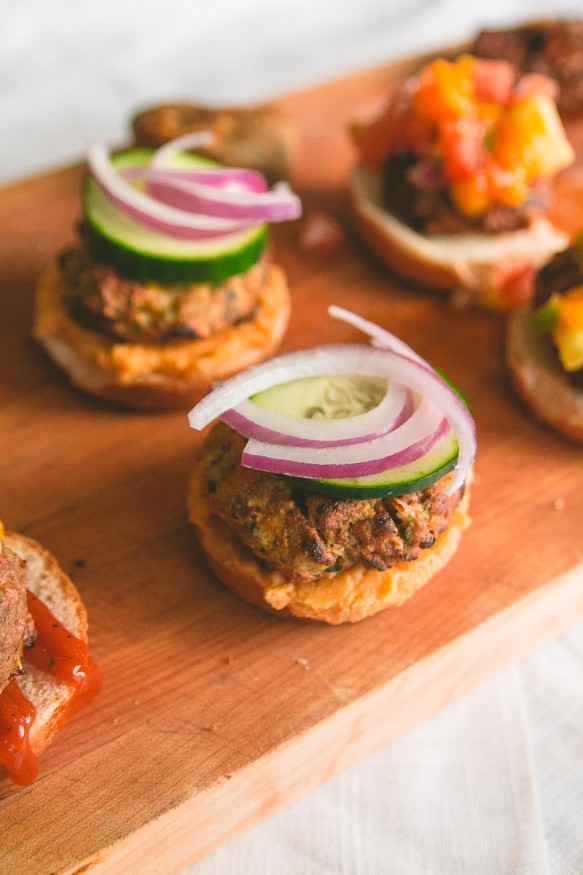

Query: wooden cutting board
<box><xmin>2</xmin><ymin>50</ymin><xmax>583</xmax><ymax>875</ymax></box>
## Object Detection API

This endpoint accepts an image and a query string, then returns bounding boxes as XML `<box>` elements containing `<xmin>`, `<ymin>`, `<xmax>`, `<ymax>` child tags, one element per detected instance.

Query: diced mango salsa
<box><xmin>537</xmin><ymin>286</ymin><xmax>583</xmax><ymax>372</ymax></box>
<box><xmin>350</xmin><ymin>54</ymin><xmax>574</xmax><ymax>218</ymax></box>
<box><xmin>414</xmin><ymin>56</ymin><xmax>476</xmax><ymax>123</ymax></box>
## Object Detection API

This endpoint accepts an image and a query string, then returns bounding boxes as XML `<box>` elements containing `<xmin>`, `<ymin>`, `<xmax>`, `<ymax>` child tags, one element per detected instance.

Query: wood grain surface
<box><xmin>2</xmin><ymin>51</ymin><xmax>583</xmax><ymax>875</ymax></box>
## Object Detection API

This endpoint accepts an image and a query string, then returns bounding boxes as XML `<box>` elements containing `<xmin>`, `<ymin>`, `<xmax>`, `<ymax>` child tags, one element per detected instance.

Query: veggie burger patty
<box><xmin>59</xmin><ymin>241</ymin><xmax>265</xmax><ymax>344</ymax></box>
<box><xmin>0</xmin><ymin>547</ymin><xmax>35</xmax><ymax>694</ymax></box>
<box><xmin>200</xmin><ymin>422</ymin><xmax>465</xmax><ymax>584</ymax></box>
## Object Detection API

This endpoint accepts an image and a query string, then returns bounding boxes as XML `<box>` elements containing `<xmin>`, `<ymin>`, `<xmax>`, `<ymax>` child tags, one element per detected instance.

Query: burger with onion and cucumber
<box><xmin>187</xmin><ymin>308</ymin><xmax>476</xmax><ymax>624</ymax></box>
<box><xmin>34</xmin><ymin>133</ymin><xmax>301</xmax><ymax>409</ymax></box>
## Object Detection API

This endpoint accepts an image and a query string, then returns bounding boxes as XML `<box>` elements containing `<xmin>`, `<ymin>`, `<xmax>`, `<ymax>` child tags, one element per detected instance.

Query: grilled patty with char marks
<box><xmin>200</xmin><ymin>423</ymin><xmax>464</xmax><ymax>584</ymax></box>
<box><xmin>58</xmin><ymin>243</ymin><xmax>266</xmax><ymax>344</ymax></box>
<box><xmin>0</xmin><ymin>547</ymin><xmax>35</xmax><ymax>694</ymax></box>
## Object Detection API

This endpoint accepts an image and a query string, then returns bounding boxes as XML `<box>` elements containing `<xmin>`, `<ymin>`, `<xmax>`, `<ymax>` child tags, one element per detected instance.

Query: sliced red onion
<box><xmin>87</xmin><ymin>139</ymin><xmax>301</xmax><ymax>240</ymax></box>
<box><xmin>147</xmin><ymin>130</ymin><xmax>301</xmax><ymax>219</ymax></box>
<box><xmin>188</xmin><ymin>342</ymin><xmax>475</xmax><ymax>493</ymax></box>
<box><xmin>190</xmin><ymin>345</ymin><xmax>398</xmax><ymax>428</ymax></box>
<box><xmin>87</xmin><ymin>142</ymin><xmax>256</xmax><ymax>239</ymax></box>
<box><xmin>241</xmin><ymin>397</ymin><xmax>449</xmax><ymax>478</ymax></box>
<box><xmin>220</xmin><ymin>381</ymin><xmax>413</xmax><ymax>447</ymax></box>
<box><xmin>329</xmin><ymin>306</ymin><xmax>429</xmax><ymax>367</ymax></box>
<box><xmin>149</xmin><ymin>131</ymin><xmax>216</xmax><ymax>166</ymax></box>
<box><xmin>122</xmin><ymin>165</ymin><xmax>269</xmax><ymax>193</ymax></box>
<box><xmin>143</xmin><ymin>171</ymin><xmax>300</xmax><ymax>221</ymax></box>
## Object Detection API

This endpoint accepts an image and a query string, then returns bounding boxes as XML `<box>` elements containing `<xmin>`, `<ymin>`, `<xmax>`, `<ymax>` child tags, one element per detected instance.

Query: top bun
<box><xmin>132</xmin><ymin>101</ymin><xmax>297</xmax><ymax>185</ymax></box>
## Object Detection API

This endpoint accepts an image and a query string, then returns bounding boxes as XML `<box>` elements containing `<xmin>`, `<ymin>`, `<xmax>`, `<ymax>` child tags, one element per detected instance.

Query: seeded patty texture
<box><xmin>199</xmin><ymin>422</ymin><xmax>464</xmax><ymax>584</ymax></box>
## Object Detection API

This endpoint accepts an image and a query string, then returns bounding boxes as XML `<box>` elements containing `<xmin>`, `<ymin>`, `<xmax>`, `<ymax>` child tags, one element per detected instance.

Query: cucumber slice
<box><xmin>251</xmin><ymin>374</ymin><xmax>387</xmax><ymax>419</ymax></box>
<box><xmin>82</xmin><ymin>149</ymin><xmax>268</xmax><ymax>285</ymax></box>
<box><xmin>294</xmin><ymin>429</ymin><xmax>459</xmax><ymax>499</ymax></box>
<box><xmin>251</xmin><ymin>373</ymin><xmax>459</xmax><ymax>499</ymax></box>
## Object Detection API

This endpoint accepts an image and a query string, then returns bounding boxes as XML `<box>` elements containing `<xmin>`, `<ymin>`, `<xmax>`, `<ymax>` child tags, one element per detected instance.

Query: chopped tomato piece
<box><xmin>512</xmin><ymin>73</ymin><xmax>559</xmax><ymax>104</ymax></box>
<box><xmin>473</xmin><ymin>59</ymin><xmax>515</xmax><ymax>104</ymax></box>
<box><xmin>439</xmin><ymin>116</ymin><xmax>486</xmax><ymax>179</ymax></box>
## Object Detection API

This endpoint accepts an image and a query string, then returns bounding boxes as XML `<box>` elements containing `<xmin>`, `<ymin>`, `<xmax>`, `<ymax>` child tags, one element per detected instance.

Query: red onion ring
<box><xmin>241</xmin><ymin>398</ymin><xmax>449</xmax><ymax>478</ymax></box>
<box><xmin>86</xmin><ymin>138</ymin><xmax>301</xmax><ymax>240</ymax></box>
<box><xmin>122</xmin><ymin>165</ymin><xmax>269</xmax><ymax>193</ymax></box>
<box><xmin>88</xmin><ymin>143</ymin><xmax>255</xmax><ymax>239</ymax></box>
<box><xmin>189</xmin><ymin>340</ymin><xmax>475</xmax><ymax>494</ymax></box>
<box><xmin>329</xmin><ymin>305</ymin><xmax>430</xmax><ymax>368</ymax></box>
<box><xmin>149</xmin><ymin>131</ymin><xmax>216</xmax><ymax>166</ymax></box>
<box><xmin>143</xmin><ymin>172</ymin><xmax>300</xmax><ymax>221</ymax></box>
<box><xmin>221</xmin><ymin>381</ymin><xmax>413</xmax><ymax>447</ymax></box>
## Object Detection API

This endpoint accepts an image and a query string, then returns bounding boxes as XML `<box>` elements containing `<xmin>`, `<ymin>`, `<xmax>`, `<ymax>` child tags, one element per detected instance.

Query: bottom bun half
<box><xmin>349</xmin><ymin>164</ymin><xmax>568</xmax><ymax>311</ymax></box>
<box><xmin>506</xmin><ymin>308</ymin><xmax>583</xmax><ymax>443</ymax></box>
<box><xmin>187</xmin><ymin>460</ymin><xmax>472</xmax><ymax>625</ymax></box>
<box><xmin>33</xmin><ymin>262</ymin><xmax>291</xmax><ymax>410</ymax></box>
<box><xmin>3</xmin><ymin>533</ymin><xmax>88</xmax><ymax>760</ymax></box>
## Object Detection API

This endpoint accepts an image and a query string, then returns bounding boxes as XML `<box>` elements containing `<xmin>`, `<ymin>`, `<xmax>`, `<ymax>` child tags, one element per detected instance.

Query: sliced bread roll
<box><xmin>349</xmin><ymin>164</ymin><xmax>569</xmax><ymax>310</ymax></box>
<box><xmin>506</xmin><ymin>307</ymin><xmax>583</xmax><ymax>442</ymax></box>
<box><xmin>1</xmin><ymin>533</ymin><xmax>97</xmax><ymax>781</ymax></box>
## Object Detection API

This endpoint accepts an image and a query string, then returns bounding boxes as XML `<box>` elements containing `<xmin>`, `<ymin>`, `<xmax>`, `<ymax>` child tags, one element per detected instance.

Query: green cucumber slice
<box><xmin>251</xmin><ymin>373</ymin><xmax>459</xmax><ymax>499</ymax></box>
<box><xmin>294</xmin><ymin>429</ymin><xmax>459</xmax><ymax>499</ymax></box>
<box><xmin>251</xmin><ymin>374</ymin><xmax>387</xmax><ymax>419</ymax></box>
<box><xmin>82</xmin><ymin>149</ymin><xmax>268</xmax><ymax>285</ymax></box>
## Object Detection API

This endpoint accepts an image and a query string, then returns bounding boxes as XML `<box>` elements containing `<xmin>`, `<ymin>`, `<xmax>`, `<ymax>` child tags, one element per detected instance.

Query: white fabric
<box><xmin>2</xmin><ymin>2</ymin><xmax>582</xmax><ymax>872</ymax></box>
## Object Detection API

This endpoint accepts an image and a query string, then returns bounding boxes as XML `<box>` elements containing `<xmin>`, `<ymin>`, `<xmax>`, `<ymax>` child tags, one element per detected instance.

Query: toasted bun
<box><xmin>2</xmin><ymin>532</ymin><xmax>88</xmax><ymax>760</ymax></box>
<box><xmin>33</xmin><ymin>262</ymin><xmax>291</xmax><ymax>410</ymax></box>
<box><xmin>349</xmin><ymin>164</ymin><xmax>569</xmax><ymax>310</ymax></box>
<box><xmin>132</xmin><ymin>101</ymin><xmax>297</xmax><ymax>185</ymax></box>
<box><xmin>506</xmin><ymin>307</ymin><xmax>583</xmax><ymax>442</ymax></box>
<box><xmin>187</xmin><ymin>459</ymin><xmax>471</xmax><ymax>625</ymax></box>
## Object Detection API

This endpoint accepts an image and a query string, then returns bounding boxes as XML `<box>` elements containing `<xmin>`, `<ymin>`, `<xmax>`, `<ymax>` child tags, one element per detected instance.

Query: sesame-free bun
<box><xmin>132</xmin><ymin>101</ymin><xmax>297</xmax><ymax>186</ymax></box>
<box><xmin>33</xmin><ymin>262</ymin><xmax>291</xmax><ymax>410</ymax></box>
<box><xmin>187</xmin><ymin>458</ymin><xmax>472</xmax><ymax>625</ymax></box>
<box><xmin>2</xmin><ymin>532</ymin><xmax>88</xmax><ymax>763</ymax></box>
<box><xmin>349</xmin><ymin>164</ymin><xmax>569</xmax><ymax>310</ymax></box>
<box><xmin>506</xmin><ymin>307</ymin><xmax>583</xmax><ymax>442</ymax></box>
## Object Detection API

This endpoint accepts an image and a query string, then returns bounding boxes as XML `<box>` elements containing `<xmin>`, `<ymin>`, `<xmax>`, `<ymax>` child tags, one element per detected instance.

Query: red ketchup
<box><xmin>0</xmin><ymin>591</ymin><xmax>101</xmax><ymax>786</ymax></box>
<box><xmin>0</xmin><ymin>680</ymin><xmax>38</xmax><ymax>785</ymax></box>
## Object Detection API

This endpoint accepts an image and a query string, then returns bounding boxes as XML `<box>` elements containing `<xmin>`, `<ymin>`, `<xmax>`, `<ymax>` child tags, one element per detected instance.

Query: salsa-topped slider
<box><xmin>506</xmin><ymin>234</ymin><xmax>583</xmax><ymax>441</ymax></box>
<box><xmin>187</xmin><ymin>308</ymin><xmax>476</xmax><ymax>624</ymax></box>
<box><xmin>34</xmin><ymin>133</ymin><xmax>301</xmax><ymax>409</ymax></box>
<box><xmin>349</xmin><ymin>54</ymin><xmax>574</xmax><ymax>310</ymax></box>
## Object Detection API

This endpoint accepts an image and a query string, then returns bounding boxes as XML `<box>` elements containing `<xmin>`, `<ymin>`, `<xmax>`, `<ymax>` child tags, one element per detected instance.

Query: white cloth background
<box><xmin>2</xmin><ymin>2</ymin><xmax>583</xmax><ymax>872</ymax></box>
